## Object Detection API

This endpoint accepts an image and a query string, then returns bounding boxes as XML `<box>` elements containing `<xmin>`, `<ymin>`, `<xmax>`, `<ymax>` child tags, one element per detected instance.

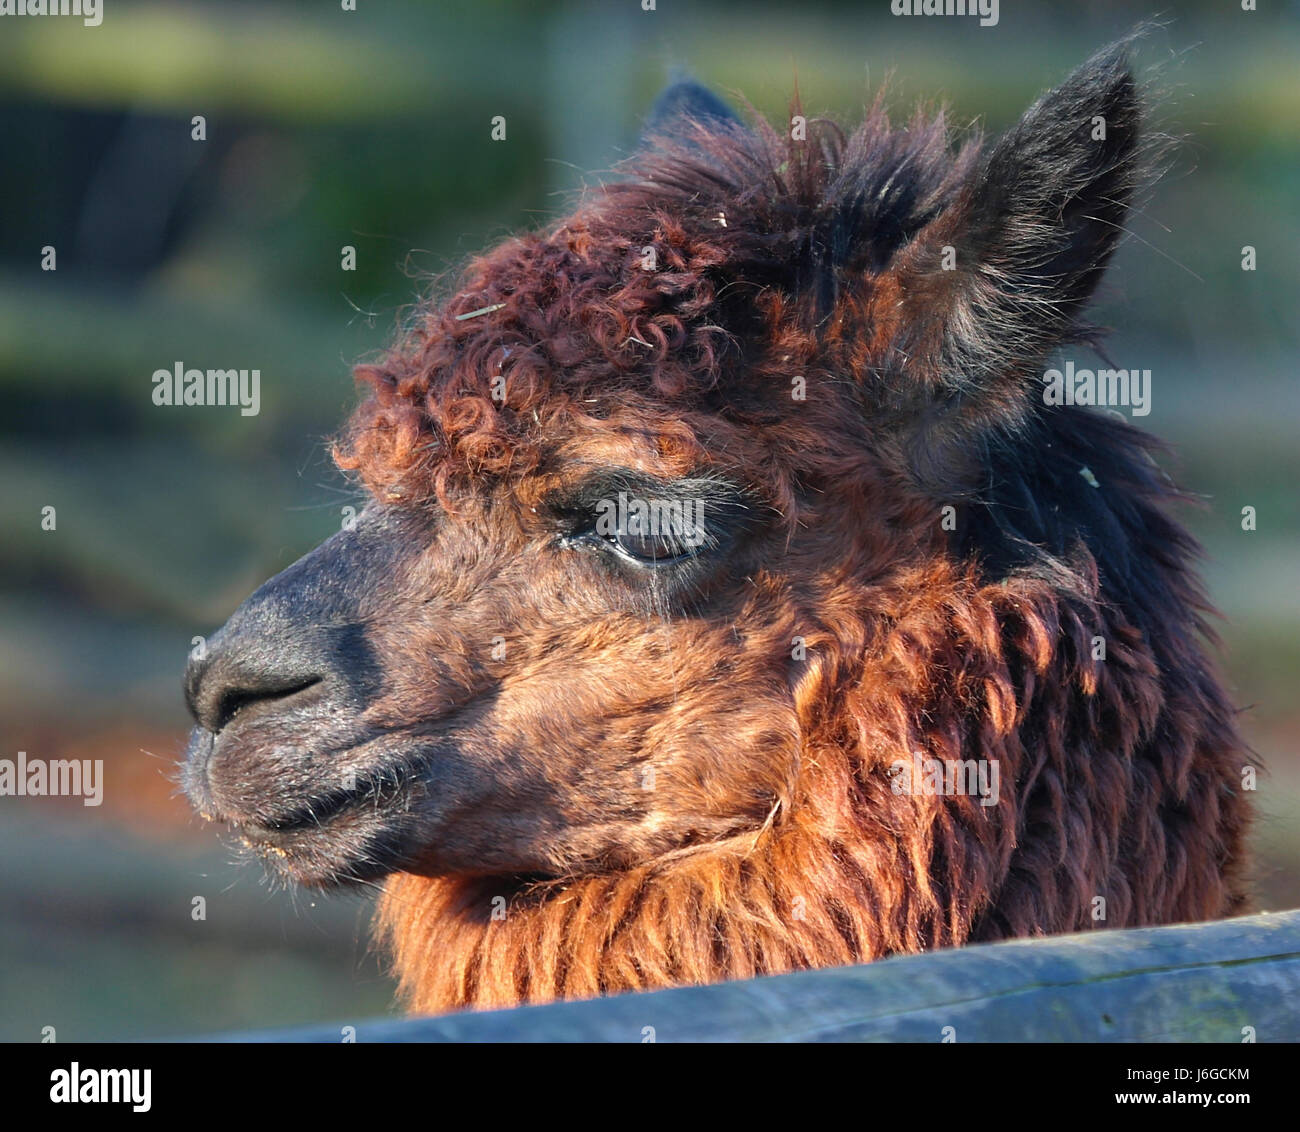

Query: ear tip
<box><xmin>1068</xmin><ymin>47</ymin><xmax>1129</xmax><ymax>89</ymax></box>
<box><xmin>1074</xmin><ymin>40</ymin><xmax>1141</xmax><ymax>106</ymax></box>
<box><xmin>1019</xmin><ymin>41</ymin><xmax>1142</xmax><ymax>138</ymax></box>
<box><xmin>643</xmin><ymin>79</ymin><xmax>741</xmax><ymax>140</ymax></box>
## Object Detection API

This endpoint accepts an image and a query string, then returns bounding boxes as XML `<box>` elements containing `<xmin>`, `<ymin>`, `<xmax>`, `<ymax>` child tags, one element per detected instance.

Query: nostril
<box><xmin>184</xmin><ymin>604</ymin><xmax>352</xmax><ymax>735</ymax></box>
<box><xmin>212</xmin><ymin>676</ymin><xmax>321</xmax><ymax>733</ymax></box>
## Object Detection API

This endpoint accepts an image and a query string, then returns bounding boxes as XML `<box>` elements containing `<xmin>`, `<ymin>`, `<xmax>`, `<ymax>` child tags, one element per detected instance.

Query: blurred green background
<box><xmin>1</xmin><ymin>0</ymin><xmax>1297</xmax><ymax>1039</ymax></box>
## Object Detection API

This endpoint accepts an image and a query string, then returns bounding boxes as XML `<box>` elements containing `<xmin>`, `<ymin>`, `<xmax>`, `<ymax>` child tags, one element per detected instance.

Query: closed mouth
<box><xmin>226</xmin><ymin>778</ymin><xmax>420</xmax><ymax>887</ymax></box>
<box><xmin>233</xmin><ymin>773</ymin><xmax>395</xmax><ymax>841</ymax></box>
<box><xmin>182</xmin><ymin>722</ymin><xmax>440</xmax><ymax>885</ymax></box>
<box><xmin>185</xmin><ymin>719</ymin><xmax>408</xmax><ymax>836</ymax></box>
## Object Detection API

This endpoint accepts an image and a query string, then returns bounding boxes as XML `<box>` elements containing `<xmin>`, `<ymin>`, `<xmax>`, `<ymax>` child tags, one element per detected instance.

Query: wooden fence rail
<box><xmin>212</xmin><ymin>909</ymin><xmax>1300</xmax><ymax>1042</ymax></box>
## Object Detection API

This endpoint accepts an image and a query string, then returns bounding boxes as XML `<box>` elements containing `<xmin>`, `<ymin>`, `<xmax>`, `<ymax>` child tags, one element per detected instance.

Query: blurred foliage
<box><xmin>0</xmin><ymin>0</ymin><xmax>1297</xmax><ymax>1038</ymax></box>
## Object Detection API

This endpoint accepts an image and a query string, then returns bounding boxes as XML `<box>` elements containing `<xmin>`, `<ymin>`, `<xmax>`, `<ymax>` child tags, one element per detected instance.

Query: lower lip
<box><xmin>238</xmin><ymin>833</ymin><xmax>294</xmax><ymax>860</ymax></box>
<box><xmin>234</xmin><ymin>804</ymin><xmax>353</xmax><ymax>843</ymax></box>
<box><xmin>231</xmin><ymin>781</ymin><xmax>398</xmax><ymax>848</ymax></box>
<box><xmin>231</xmin><ymin>810</ymin><xmax>364</xmax><ymax>862</ymax></box>
<box><xmin>235</xmin><ymin>812</ymin><xmax>415</xmax><ymax>886</ymax></box>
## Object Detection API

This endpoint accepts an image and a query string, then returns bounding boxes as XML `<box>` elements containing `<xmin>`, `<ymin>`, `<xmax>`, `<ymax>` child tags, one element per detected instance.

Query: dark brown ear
<box><xmin>889</xmin><ymin>43</ymin><xmax>1144</xmax><ymax>483</ymax></box>
<box><xmin>639</xmin><ymin>79</ymin><xmax>742</xmax><ymax>149</ymax></box>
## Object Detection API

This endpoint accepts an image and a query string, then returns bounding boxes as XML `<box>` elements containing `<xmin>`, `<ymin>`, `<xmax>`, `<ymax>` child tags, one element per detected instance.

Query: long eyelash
<box><xmin>543</xmin><ymin>468</ymin><xmax>768</xmax><ymax>620</ymax></box>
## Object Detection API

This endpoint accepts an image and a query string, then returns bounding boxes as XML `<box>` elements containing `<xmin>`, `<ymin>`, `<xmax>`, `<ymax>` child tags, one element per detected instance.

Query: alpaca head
<box><xmin>182</xmin><ymin>48</ymin><xmax>1147</xmax><ymax>885</ymax></box>
<box><xmin>182</xmin><ymin>46</ymin><xmax>1207</xmax><ymax>921</ymax></box>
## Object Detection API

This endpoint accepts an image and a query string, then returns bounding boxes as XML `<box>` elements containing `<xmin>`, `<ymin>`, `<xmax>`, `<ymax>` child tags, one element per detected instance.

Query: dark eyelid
<box><xmin>542</xmin><ymin>468</ymin><xmax>747</xmax><ymax>524</ymax></box>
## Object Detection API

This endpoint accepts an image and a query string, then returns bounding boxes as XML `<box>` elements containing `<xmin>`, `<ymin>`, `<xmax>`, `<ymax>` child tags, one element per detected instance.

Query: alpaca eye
<box><xmin>548</xmin><ymin>476</ymin><xmax>731</xmax><ymax>569</ymax></box>
<box><xmin>591</xmin><ymin>501</ymin><xmax>708</xmax><ymax>566</ymax></box>
<box><xmin>606</xmin><ymin>525</ymin><xmax>695</xmax><ymax>564</ymax></box>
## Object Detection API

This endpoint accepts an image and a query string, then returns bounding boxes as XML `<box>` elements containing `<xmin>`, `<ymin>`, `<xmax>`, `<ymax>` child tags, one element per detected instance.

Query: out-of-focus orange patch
<box><xmin>8</xmin><ymin>719</ymin><xmax>200</xmax><ymax>841</ymax></box>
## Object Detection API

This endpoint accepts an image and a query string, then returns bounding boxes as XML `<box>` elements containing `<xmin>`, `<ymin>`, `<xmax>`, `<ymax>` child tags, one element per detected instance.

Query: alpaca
<box><xmin>182</xmin><ymin>44</ymin><xmax>1252</xmax><ymax>1014</ymax></box>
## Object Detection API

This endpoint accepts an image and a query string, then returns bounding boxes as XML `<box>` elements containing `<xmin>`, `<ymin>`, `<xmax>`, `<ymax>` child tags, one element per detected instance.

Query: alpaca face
<box><xmin>182</xmin><ymin>432</ymin><xmax>843</xmax><ymax>887</ymax></box>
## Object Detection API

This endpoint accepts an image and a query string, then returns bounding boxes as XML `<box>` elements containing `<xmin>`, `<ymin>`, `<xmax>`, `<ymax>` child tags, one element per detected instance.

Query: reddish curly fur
<box><xmin>333</xmin><ymin>68</ymin><xmax>1251</xmax><ymax>1013</ymax></box>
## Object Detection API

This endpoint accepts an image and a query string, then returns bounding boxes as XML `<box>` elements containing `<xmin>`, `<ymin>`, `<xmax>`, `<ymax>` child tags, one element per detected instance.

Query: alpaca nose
<box><xmin>184</xmin><ymin>633</ymin><xmax>324</xmax><ymax>734</ymax></box>
<box><xmin>183</xmin><ymin>509</ymin><xmax>400</xmax><ymax>735</ymax></box>
<box><xmin>183</xmin><ymin>573</ymin><xmax>340</xmax><ymax>736</ymax></box>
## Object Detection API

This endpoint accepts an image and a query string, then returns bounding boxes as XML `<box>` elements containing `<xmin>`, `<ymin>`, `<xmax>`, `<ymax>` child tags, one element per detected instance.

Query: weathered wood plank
<box><xmin>215</xmin><ymin>910</ymin><xmax>1300</xmax><ymax>1042</ymax></box>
